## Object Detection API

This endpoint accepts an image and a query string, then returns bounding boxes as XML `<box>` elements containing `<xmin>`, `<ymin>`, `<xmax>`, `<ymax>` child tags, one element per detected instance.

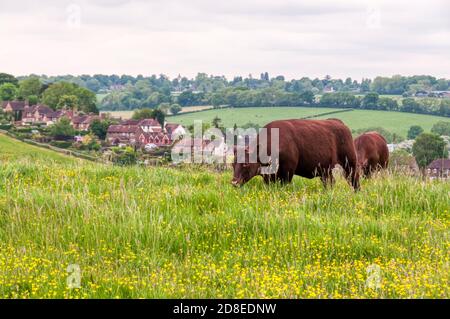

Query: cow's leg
<box><xmin>278</xmin><ymin>168</ymin><xmax>294</xmax><ymax>184</ymax></box>
<box><xmin>364</xmin><ymin>165</ymin><xmax>372</xmax><ymax>178</ymax></box>
<box><xmin>262</xmin><ymin>174</ymin><xmax>277</xmax><ymax>184</ymax></box>
<box><xmin>342</xmin><ymin>158</ymin><xmax>360</xmax><ymax>191</ymax></box>
<box><xmin>279</xmin><ymin>172</ymin><xmax>294</xmax><ymax>184</ymax></box>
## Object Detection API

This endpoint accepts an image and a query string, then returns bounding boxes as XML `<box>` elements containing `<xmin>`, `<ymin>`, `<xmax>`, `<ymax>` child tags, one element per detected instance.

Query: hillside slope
<box><xmin>0</xmin><ymin>133</ymin><xmax>449</xmax><ymax>298</ymax></box>
<box><xmin>0</xmin><ymin>134</ymin><xmax>79</xmax><ymax>164</ymax></box>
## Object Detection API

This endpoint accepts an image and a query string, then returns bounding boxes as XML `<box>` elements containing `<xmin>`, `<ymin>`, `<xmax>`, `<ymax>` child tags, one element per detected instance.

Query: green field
<box><xmin>101</xmin><ymin>105</ymin><xmax>215</xmax><ymax>119</ymax></box>
<box><xmin>169</xmin><ymin>107</ymin><xmax>449</xmax><ymax>137</ymax></box>
<box><xmin>96</xmin><ymin>93</ymin><xmax>108</xmax><ymax>103</ymax></box>
<box><xmin>0</xmin><ymin>133</ymin><xmax>449</xmax><ymax>298</ymax></box>
<box><xmin>0</xmin><ymin>133</ymin><xmax>78</xmax><ymax>164</ymax></box>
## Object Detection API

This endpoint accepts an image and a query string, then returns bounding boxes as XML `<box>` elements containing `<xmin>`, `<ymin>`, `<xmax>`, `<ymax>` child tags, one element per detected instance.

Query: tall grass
<box><xmin>0</xmin><ymin>135</ymin><xmax>448</xmax><ymax>298</ymax></box>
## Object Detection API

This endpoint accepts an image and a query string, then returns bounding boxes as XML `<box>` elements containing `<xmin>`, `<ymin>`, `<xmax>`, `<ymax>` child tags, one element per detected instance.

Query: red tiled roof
<box><xmin>71</xmin><ymin>115</ymin><xmax>88</xmax><ymax>124</ymax></box>
<box><xmin>427</xmin><ymin>159</ymin><xmax>450</xmax><ymax>170</ymax></box>
<box><xmin>139</xmin><ymin>118</ymin><xmax>160</xmax><ymax>126</ymax></box>
<box><xmin>141</xmin><ymin>131</ymin><xmax>168</xmax><ymax>139</ymax></box>
<box><xmin>120</xmin><ymin>119</ymin><xmax>140</xmax><ymax>125</ymax></box>
<box><xmin>3</xmin><ymin>101</ymin><xmax>27</xmax><ymax>111</ymax></box>
<box><xmin>82</xmin><ymin>115</ymin><xmax>100</xmax><ymax>124</ymax></box>
<box><xmin>107</xmin><ymin>124</ymin><xmax>141</xmax><ymax>134</ymax></box>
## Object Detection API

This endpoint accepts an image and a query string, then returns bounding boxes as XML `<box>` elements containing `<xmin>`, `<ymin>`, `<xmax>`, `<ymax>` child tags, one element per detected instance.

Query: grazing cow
<box><xmin>354</xmin><ymin>131</ymin><xmax>389</xmax><ymax>177</ymax></box>
<box><xmin>231</xmin><ymin>118</ymin><xmax>360</xmax><ymax>190</ymax></box>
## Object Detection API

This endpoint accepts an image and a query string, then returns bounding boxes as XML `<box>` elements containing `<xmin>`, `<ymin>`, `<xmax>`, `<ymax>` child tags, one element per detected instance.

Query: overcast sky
<box><xmin>1</xmin><ymin>0</ymin><xmax>449</xmax><ymax>80</ymax></box>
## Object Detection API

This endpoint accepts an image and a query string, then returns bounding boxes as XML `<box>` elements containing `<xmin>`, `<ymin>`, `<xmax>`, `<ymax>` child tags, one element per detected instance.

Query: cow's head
<box><xmin>231</xmin><ymin>145</ymin><xmax>262</xmax><ymax>187</ymax></box>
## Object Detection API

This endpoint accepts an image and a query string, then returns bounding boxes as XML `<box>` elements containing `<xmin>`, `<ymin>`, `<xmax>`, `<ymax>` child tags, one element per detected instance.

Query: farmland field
<box><xmin>101</xmin><ymin>105</ymin><xmax>215</xmax><ymax>119</ymax></box>
<box><xmin>169</xmin><ymin>107</ymin><xmax>450</xmax><ymax>137</ymax></box>
<box><xmin>0</xmin><ymin>133</ymin><xmax>449</xmax><ymax>298</ymax></box>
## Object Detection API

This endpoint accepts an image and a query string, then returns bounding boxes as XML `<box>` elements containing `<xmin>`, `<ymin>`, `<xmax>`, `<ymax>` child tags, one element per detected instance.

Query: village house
<box><xmin>106</xmin><ymin>124</ymin><xmax>142</xmax><ymax>145</ymax></box>
<box><xmin>165</xmin><ymin>123</ymin><xmax>186</xmax><ymax>140</ymax></box>
<box><xmin>136</xmin><ymin>131</ymin><xmax>171</xmax><ymax>146</ymax></box>
<box><xmin>426</xmin><ymin>158</ymin><xmax>450</xmax><ymax>179</ymax></box>
<box><xmin>2</xmin><ymin>100</ymin><xmax>104</xmax><ymax>130</ymax></box>
<box><xmin>430</xmin><ymin>91</ymin><xmax>450</xmax><ymax>98</ymax></box>
<box><xmin>2</xmin><ymin>101</ymin><xmax>28</xmax><ymax>121</ymax></box>
<box><xmin>71</xmin><ymin>113</ymin><xmax>106</xmax><ymax>131</ymax></box>
<box><xmin>106</xmin><ymin>118</ymin><xmax>186</xmax><ymax>148</ymax></box>
<box><xmin>2</xmin><ymin>101</ymin><xmax>28</xmax><ymax>113</ymax></box>
<box><xmin>21</xmin><ymin>104</ymin><xmax>74</xmax><ymax>126</ymax></box>
<box><xmin>139</xmin><ymin>118</ymin><xmax>161</xmax><ymax>132</ymax></box>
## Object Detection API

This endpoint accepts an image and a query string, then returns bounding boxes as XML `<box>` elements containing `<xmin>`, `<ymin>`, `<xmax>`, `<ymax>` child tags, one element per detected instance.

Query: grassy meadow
<box><xmin>0</xmin><ymin>133</ymin><xmax>449</xmax><ymax>298</ymax></box>
<box><xmin>101</xmin><ymin>105</ymin><xmax>214</xmax><ymax>119</ymax></box>
<box><xmin>169</xmin><ymin>107</ymin><xmax>449</xmax><ymax>137</ymax></box>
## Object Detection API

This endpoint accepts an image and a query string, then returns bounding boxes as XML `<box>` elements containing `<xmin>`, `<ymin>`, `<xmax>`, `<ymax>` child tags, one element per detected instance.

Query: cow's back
<box><xmin>354</xmin><ymin>132</ymin><xmax>389</xmax><ymax>170</ymax></box>
<box><xmin>262</xmin><ymin>119</ymin><xmax>356</xmax><ymax>176</ymax></box>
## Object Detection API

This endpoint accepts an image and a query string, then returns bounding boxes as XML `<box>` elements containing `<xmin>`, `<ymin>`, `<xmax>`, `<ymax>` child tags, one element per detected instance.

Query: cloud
<box><xmin>0</xmin><ymin>0</ymin><xmax>449</xmax><ymax>79</ymax></box>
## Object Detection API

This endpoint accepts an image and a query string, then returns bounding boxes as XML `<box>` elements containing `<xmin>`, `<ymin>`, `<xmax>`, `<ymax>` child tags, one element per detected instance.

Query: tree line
<box><xmin>13</xmin><ymin>73</ymin><xmax>450</xmax><ymax>96</ymax></box>
<box><xmin>2</xmin><ymin>72</ymin><xmax>450</xmax><ymax>117</ymax></box>
<box><xmin>317</xmin><ymin>92</ymin><xmax>450</xmax><ymax>117</ymax></box>
<box><xmin>0</xmin><ymin>73</ymin><xmax>98</xmax><ymax>114</ymax></box>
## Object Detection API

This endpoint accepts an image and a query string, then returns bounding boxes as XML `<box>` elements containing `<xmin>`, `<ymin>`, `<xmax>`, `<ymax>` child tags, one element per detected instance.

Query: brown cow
<box><xmin>231</xmin><ymin>118</ymin><xmax>360</xmax><ymax>190</ymax></box>
<box><xmin>354</xmin><ymin>131</ymin><xmax>389</xmax><ymax>177</ymax></box>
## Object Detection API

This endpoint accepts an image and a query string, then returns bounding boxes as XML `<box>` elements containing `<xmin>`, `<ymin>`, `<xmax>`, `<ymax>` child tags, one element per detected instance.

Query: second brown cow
<box><xmin>354</xmin><ymin>131</ymin><xmax>389</xmax><ymax>177</ymax></box>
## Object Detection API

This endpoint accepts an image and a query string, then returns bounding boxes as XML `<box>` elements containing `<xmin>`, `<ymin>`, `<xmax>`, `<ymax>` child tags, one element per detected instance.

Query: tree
<box><xmin>57</xmin><ymin>95</ymin><xmax>79</xmax><ymax>109</ymax></box>
<box><xmin>85</xmin><ymin>78</ymin><xmax>101</xmax><ymax>92</ymax></box>
<box><xmin>152</xmin><ymin>109</ymin><xmax>165</xmax><ymax>128</ymax></box>
<box><xmin>27</xmin><ymin>95</ymin><xmax>39</xmax><ymax>105</ymax></box>
<box><xmin>158</xmin><ymin>102</ymin><xmax>171</xmax><ymax>114</ymax></box>
<box><xmin>112</xmin><ymin>147</ymin><xmax>137</xmax><ymax>166</ymax></box>
<box><xmin>74</xmin><ymin>87</ymin><xmax>98</xmax><ymax>113</ymax></box>
<box><xmin>131</xmin><ymin>107</ymin><xmax>164</xmax><ymax>126</ymax></box>
<box><xmin>170</xmin><ymin>103</ymin><xmax>182</xmax><ymax>115</ymax></box>
<box><xmin>212</xmin><ymin>116</ymin><xmax>222</xmax><ymax>128</ymax></box>
<box><xmin>412</xmin><ymin>133</ymin><xmax>448</xmax><ymax>169</ymax></box>
<box><xmin>177</xmin><ymin>90</ymin><xmax>197</xmax><ymax>106</ymax></box>
<box><xmin>0</xmin><ymin>73</ymin><xmax>18</xmax><ymax>86</ymax></box>
<box><xmin>401</xmin><ymin>98</ymin><xmax>420</xmax><ymax>113</ymax></box>
<box><xmin>42</xmin><ymin>82</ymin><xmax>75</xmax><ymax>108</ymax></box>
<box><xmin>361</xmin><ymin>92</ymin><xmax>379</xmax><ymax>109</ymax></box>
<box><xmin>378</xmin><ymin>97</ymin><xmax>398</xmax><ymax>111</ymax></box>
<box><xmin>42</xmin><ymin>82</ymin><xmax>98</xmax><ymax>113</ymax></box>
<box><xmin>132</xmin><ymin>108</ymin><xmax>154</xmax><ymax>120</ymax></box>
<box><xmin>50</xmin><ymin>117</ymin><xmax>76</xmax><ymax>140</ymax></box>
<box><xmin>360</xmin><ymin>78</ymin><xmax>371</xmax><ymax>93</ymax></box>
<box><xmin>0</xmin><ymin>83</ymin><xmax>18</xmax><ymax>101</ymax></box>
<box><xmin>89</xmin><ymin>119</ymin><xmax>111</xmax><ymax>140</ymax></box>
<box><xmin>300</xmin><ymin>90</ymin><xmax>315</xmax><ymax>104</ymax></box>
<box><xmin>211</xmin><ymin>92</ymin><xmax>226</xmax><ymax>108</ymax></box>
<box><xmin>407</xmin><ymin>125</ymin><xmax>424</xmax><ymax>139</ymax></box>
<box><xmin>18</xmin><ymin>77</ymin><xmax>42</xmax><ymax>100</ymax></box>
<box><xmin>431</xmin><ymin>121</ymin><xmax>450</xmax><ymax>136</ymax></box>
